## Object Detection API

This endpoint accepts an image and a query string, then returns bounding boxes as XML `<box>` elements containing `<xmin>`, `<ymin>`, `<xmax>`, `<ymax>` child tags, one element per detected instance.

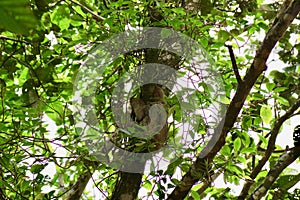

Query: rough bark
<box><xmin>111</xmin><ymin>172</ymin><xmax>143</xmax><ymax>200</ymax></box>
<box><xmin>167</xmin><ymin>1</ymin><xmax>300</xmax><ymax>199</ymax></box>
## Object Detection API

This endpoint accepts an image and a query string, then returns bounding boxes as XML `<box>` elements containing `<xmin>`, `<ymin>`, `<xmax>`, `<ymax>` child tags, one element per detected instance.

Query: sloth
<box><xmin>129</xmin><ymin>84</ymin><xmax>168</xmax><ymax>150</ymax></box>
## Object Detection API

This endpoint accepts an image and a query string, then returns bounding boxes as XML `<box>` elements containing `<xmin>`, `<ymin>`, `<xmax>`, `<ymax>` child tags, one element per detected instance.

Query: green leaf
<box><xmin>171</xmin><ymin>178</ymin><xmax>180</xmax><ymax>185</ymax></box>
<box><xmin>226</xmin><ymin>164</ymin><xmax>244</xmax><ymax>176</ymax></box>
<box><xmin>199</xmin><ymin>37</ymin><xmax>208</xmax><ymax>47</ymax></box>
<box><xmin>234</xmin><ymin>138</ymin><xmax>242</xmax><ymax>153</ymax></box>
<box><xmin>237</xmin><ymin>156</ymin><xmax>246</xmax><ymax>164</ymax></box>
<box><xmin>165</xmin><ymin>157</ymin><xmax>182</xmax><ymax>175</ymax></box>
<box><xmin>190</xmin><ymin>190</ymin><xmax>200</xmax><ymax>199</ymax></box>
<box><xmin>242</xmin><ymin>116</ymin><xmax>252</xmax><ymax>130</ymax></box>
<box><xmin>277</xmin><ymin>174</ymin><xmax>300</xmax><ymax>189</ymax></box>
<box><xmin>241</xmin><ymin>147</ymin><xmax>255</xmax><ymax>153</ymax></box>
<box><xmin>258</xmin><ymin>134</ymin><xmax>268</xmax><ymax>146</ymax></box>
<box><xmin>256</xmin><ymin>21</ymin><xmax>268</xmax><ymax>31</ymax></box>
<box><xmin>249</xmin><ymin>26</ymin><xmax>257</xmax><ymax>34</ymax></box>
<box><xmin>276</xmin><ymin>96</ymin><xmax>290</xmax><ymax>106</ymax></box>
<box><xmin>218</xmin><ymin>30</ymin><xmax>230</xmax><ymax>43</ymax></box>
<box><xmin>260</xmin><ymin>105</ymin><xmax>272</xmax><ymax>124</ymax></box>
<box><xmin>220</xmin><ymin>145</ymin><xmax>231</xmax><ymax>156</ymax></box>
<box><xmin>143</xmin><ymin>180</ymin><xmax>152</xmax><ymax>190</ymax></box>
<box><xmin>180</xmin><ymin>102</ymin><xmax>195</xmax><ymax>110</ymax></box>
<box><xmin>59</xmin><ymin>18</ymin><xmax>71</xmax><ymax>30</ymax></box>
<box><xmin>171</xmin><ymin>8</ymin><xmax>186</xmax><ymax>15</ymax></box>
<box><xmin>273</xmin><ymin>87</ymin><xmax>288</xmax><ymax>93</ymax></box>
<box><xmin>266</xmin><ymin>83</ymin><xmax>275</xmax><ymax>92</ymax></box>
<box><xmin>50</xmin><ymin>5</ymin><xmax>71</xmax><ymax>30</ymax></box>
<box><xmin>30</xmin><ymin>164</ymin><xmax>45</xmax><ymax>174</ymax></box>
<box><xmin>218</xmin><ymin>95</ymin><xmax>230</xmax><ymax>104</ymax></box>
<box><xmin>240</xmin><ymin>131</ymin><xmax>251</xmax><ymax>147</ymax></box>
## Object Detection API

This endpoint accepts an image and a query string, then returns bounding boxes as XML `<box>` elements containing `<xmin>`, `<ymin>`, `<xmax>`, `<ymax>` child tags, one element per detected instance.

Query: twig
<box><xmin>225</xmin><ymin>44</ymin><xmax>242</xmax><ymax>85</ymax></box>
<box><xmin>0</xmin><ymin>35</ymin><xmax>29</xmax><ymax>44</ymax></box>
<box><xmin>67</xmin><ymin>0</ymin><xmax>105</xmax><ymax>21</ymax></box>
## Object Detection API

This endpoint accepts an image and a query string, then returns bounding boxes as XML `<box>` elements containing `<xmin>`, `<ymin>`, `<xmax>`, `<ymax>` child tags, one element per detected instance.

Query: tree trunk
<box><xmin>111</xmin><ymin>172</ymin><xmax>143</xmax><ymax>200</ymax></box>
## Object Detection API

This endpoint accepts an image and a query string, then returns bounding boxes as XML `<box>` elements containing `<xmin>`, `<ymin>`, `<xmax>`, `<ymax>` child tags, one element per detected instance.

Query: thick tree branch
<box><xmin>167</xmin><ymin>1</ymin><xmax>300</xmax><ymax>199</ymax></box>
<box><xmin>247</xmin><ymin>147</ymin><xmax>300</xmax><ymax>200</ymax></box>
<box><xmin>238</xmin><ymin>98</ymin><xmax>300</xmax><ymax>199</ymax></box>
<box><xmin>225</xmin><ymin>44</ymin><xmax>242</xmax><ymax>85</ymax></box>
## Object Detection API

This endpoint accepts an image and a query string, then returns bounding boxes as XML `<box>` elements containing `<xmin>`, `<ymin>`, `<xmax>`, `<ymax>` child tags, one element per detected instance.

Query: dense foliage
<box><xmin>0</xmin><ymin>0</ymin><xmax>299</xmax><ymax>199</ymax></box>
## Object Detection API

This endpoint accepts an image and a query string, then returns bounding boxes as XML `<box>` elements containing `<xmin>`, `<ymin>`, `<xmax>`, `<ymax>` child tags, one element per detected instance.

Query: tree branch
<box><xmin>66</xmin><ymin>159</ymin><xmax>99</xmax><ymax>200</ymax></box>
<box><xmin>66</xmin><ymin>171</ymin><xmax>92</xmax><ymax>200</ymax></box>
<box><xmin>0</xmin><ymin>35</ymin><xmax>30</xmax><ymax>44</ymax></box>
<box><xmin>225</xmin><ymin>44</ymin><xmax>242</xmax><ymax>85</ymax></box>
<box><xmin>167</xmin><ymin>1</ymin><xmax>300</xmax><ymax>199</ymax></box>
<box><xmin>247</xmin><ymin>147</ymin><xmax>300</xmax><ymax>200</ymax></box>
<box><xmin>68</xmin><ymin>0</ymin><xmax>105</xmax><ymax>21</ymax></box>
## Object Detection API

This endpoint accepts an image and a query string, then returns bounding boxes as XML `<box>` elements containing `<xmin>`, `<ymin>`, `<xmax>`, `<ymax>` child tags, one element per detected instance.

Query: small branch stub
<box><xmin>225</xmin><ymin>44</ymin><xmax>242</xmax><ymax>85</ymax></box>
